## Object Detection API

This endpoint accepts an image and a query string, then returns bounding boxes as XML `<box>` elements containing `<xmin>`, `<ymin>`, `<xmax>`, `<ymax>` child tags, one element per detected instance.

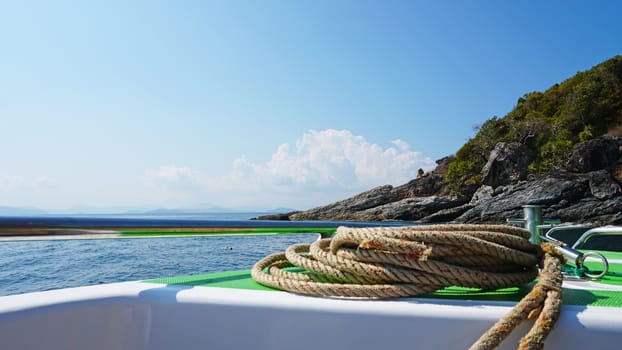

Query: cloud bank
<box><xmin>144</xmin><ymin>129</ymin><xmax>434</xmax><ymax>209</ymax></box>
<box><xmin>0</xmin><ymin>174</ymin><xmax>51</xmax><ymax>190</ymax></box>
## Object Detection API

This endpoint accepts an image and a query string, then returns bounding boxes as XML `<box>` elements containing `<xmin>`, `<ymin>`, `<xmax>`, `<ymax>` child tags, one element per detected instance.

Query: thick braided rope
<box><xmin>469</xmin><ymin>243</ymin><xmax>564</xmax><ymax>350</ymax></box>
<box><xmin>253</xmin><ymin>224</ymin><xmax>539</xmax><ymax>297</ymax></box>
<box><xmin>252</xmin><ymin>224</ymin><xmax>565</xmax><ymax>349</ymax></box>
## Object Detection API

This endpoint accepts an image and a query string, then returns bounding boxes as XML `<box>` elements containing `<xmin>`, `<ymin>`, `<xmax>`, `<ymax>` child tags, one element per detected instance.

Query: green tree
<box><xmin>444</xmin><ymin>55</ymin><xmax>622</xmax><ymax>192</ymax></box>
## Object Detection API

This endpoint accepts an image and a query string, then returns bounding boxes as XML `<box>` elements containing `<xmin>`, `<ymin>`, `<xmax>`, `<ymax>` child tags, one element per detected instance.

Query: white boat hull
<box><xmin>1</xmin><ymin>281</ymin><xmax>621</xmax><ymax>349</ymax></box>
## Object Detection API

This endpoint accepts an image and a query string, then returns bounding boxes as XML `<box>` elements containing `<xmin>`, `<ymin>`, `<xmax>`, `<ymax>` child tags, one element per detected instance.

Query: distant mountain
<box><xmin>143</xmin><ymin>207</ymin><xmax>241</xmax><ymax>214</ymax></box>
<box><xmin>142</xmin><ymin>208</ymin><xmax>221</xmax><ymax>215</ymax></box>
<box><xmin>0</xmin><ymin>205</ymin><xmax>300</xmax><ymax>217</ymax></box>
<box><xmin>142</xmin><ymin>207</ymin><xmax>298</xmax><ymax>215</ymax></box>
<box><xmin>265</xmin><ymin>207</ymin><xmax>298</xmax><ymax>213</ymax></box>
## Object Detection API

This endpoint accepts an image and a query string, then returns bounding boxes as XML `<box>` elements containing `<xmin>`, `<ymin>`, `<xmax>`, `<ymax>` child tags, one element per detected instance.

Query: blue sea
<box><xmin>0</xmin><ymin>213</ymin><xmax>322</xmax><ymax>296</ymax></box>
<box><xmin>0</xmin><ymin>213</ymin><xmax>407</xmax><ymax>296</ymax></box>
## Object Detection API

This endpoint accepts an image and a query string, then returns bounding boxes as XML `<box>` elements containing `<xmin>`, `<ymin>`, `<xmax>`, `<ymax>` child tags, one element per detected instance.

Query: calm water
<box><xmin>0</xmin><ymin>214</ymin><xmax>413</xmax><ymax>296</ymax></box>
<box><xmin>0</xmin><ymin>213</ymin><xmax>324</xmax><ymax>296</ymax></box>
<box><xmin>0</xmin><ymin>233</ymin><xmax>318</xmax><ymax>297</ymax></box>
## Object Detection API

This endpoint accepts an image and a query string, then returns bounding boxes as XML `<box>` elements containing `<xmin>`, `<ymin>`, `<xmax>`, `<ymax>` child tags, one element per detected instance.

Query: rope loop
<box><xmin>251</xmin><ymin>224</ymin><xmax>565</xmax><ymax>349</ymax></box>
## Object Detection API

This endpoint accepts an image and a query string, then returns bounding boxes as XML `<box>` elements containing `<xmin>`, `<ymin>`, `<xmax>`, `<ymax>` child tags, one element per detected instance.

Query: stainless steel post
<box><xmin>523</xmin><ymin>205</ymin><xmax>543</xmax><ymax>244</ymax></box>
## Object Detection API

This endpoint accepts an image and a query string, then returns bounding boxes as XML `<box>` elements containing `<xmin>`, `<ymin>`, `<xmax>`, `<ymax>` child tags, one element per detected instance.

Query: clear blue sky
<box><xmin>1</xmin><ymin>0</ymin><xmax>621</xmax><ymax>212</ymax></box>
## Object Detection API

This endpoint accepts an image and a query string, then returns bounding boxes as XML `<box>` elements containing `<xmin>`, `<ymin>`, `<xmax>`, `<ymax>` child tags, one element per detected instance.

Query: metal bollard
<box><xmin>524</xmin><ymin>205</ymin><xmax>543</xmax><ymax>244</ymax></box>
<box><xmin>507</xmin><ymin>205</ymin><xmax>560</xmax><ymax>244</ymax></box>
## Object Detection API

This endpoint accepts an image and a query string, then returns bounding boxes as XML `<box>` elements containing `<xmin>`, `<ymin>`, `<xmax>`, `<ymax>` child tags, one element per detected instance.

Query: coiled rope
<box><xmin>251</xmin><ymin>224</ymin><xmax>565</xmax><ymax>350</ymax></box>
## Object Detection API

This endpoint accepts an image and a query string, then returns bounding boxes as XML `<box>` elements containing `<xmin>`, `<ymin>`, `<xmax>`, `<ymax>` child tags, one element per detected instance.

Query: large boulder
<box><xmin>566</xmin><ymin>137</ymin><xmax>622</xmax><ymax>173</ymax></box>
<box><xmin>390</xmin><ymin>173</ymin><xmax>445</xmax><ymax>199</ymax></box>
<box><xmin>481</xmin><ymin>142</ymin><xmax>533</xmax><ymax>187</ymax></box>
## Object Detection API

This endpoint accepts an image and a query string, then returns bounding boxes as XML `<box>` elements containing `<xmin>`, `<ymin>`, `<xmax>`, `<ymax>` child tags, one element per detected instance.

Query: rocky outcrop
<box><xmin>287</xmin><ymin>185</ymin><xmax>395</xmax><ymax>221</ymax></box>
<box><xmin>257</xmin><ymin>136</ymin><xmax>622</xmax><ymax>225</ymax></box>
<box><xmin>454</xmin><ymin>170</ymin><xmax>622</xmax><ymax>224</ymax></box>
<box><xmin>294</xmin><ymin>195</ymin><xmax>465</xmax><ymax>222</ymax></box>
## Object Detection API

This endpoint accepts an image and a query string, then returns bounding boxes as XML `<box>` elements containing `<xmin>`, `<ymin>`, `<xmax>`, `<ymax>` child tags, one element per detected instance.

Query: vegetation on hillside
<box><xmin>445</xmin><ymin>55</ymin><xmax>622</xmax><ymax>193</ymax></box>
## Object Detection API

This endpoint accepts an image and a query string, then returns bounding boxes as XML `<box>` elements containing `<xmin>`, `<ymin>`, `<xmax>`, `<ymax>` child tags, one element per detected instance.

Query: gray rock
<box><xmin>420</xmin><ymin>203</ymin><xmax>474</xmax><ymax>223</ymax></box>
<box><xmin>588</xmin><ymin>170</ymin><xmax>621</xmax><ymax>199</ymax></box>
<box><xmin>470</xmin><ymin>185</ymin><xmax>494</xmax><ymax>205</ymax></box>
<box><xmin>289</xmin><ymin>185</ymin><xmax>395</xmax><ymax>221</ymax></box>
<box><xmin>481</xmin><ymin>142</ymin><xmax>533</xmax><ymax>187</ymax></box>
<box><xmin>252</xmin><ymin>211</ymin><xmax>299</xmax><ymax>221</ymax></box>
<box><xmin>352</xmin><ymin>196</ymin><xmax>462</xmax><ymax>221</ymax></box>
<box><xmin>455</xmin><ymin>171</ymin><xmax>621</xmax><ymax>224</ymax></box>
<box><xmin>566</xmin><ymin>137</ymin><xmax>622</xmax><ymax>173</ymax></box>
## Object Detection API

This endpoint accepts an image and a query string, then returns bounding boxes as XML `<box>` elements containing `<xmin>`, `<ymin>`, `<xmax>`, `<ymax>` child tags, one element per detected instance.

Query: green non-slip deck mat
<box><xmin>432</xmin><ymin>283</ymin><xmax>622</xmax><ymax>307</ymax></box>
<box><xmin>120</xmin><ymin>227</ymin><xmax>336</xmax><ymax>237</ymax></box>
<box><xmin>599</xmin><ymin>251</ymin><xmax>622</xmax><ymax>261</ymax></box>
<box><xmin>145</xmin><ymin>270</ymin><xmax>622</xmax><ymax>308</ymax></box>
<box><xmin>147</xmin><ymin>270</ymin><xmax>276</xmax><ymax>291</ymax></box>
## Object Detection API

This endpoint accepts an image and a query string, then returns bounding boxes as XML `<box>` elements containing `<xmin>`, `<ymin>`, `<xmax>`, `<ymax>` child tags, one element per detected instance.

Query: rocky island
<box><xmin>258</xmin><ymin>56</ymin><xmax>622</xmax><ymax>225</ymax></box>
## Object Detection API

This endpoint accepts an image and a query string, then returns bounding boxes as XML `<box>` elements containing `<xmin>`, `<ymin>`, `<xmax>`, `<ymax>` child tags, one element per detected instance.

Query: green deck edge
<box><xmin>120</xmin><ymin>227</ymin><xmax>337</xmax><ymax>237</ymax></box>
<box><xmin>145</xmin><ymin>269</ymin><xmax>622</xmax><ymax>308</ymax></box>
<box><xmin>597</xmin><ymin>251</ymin><xmax>622</xmax><ymax>260</ymax></box>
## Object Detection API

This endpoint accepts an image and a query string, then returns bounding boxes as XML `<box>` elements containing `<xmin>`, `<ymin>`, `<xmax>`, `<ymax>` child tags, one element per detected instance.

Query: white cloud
<box><xmin>259</xmin><ymin>129</ymin><xmax>433</xmax><ymax>188</ymax></box>
<box><xmin>0</xmin><ymin>174</ymin><xmax>52</xmax><ymax>190</ymax></box>
<box><xmin>144</xmin><ymin>165</ymin><xmax>200</xmax><ymax>183</ymax></box>
<box><xmin>32</xmin><ymin>176</ymin><xmax>52</xmax><ymax>188</ymax></box>
<box><xmin>143</xmin><ymin>129</ymin><xmax>435</xmax><ymax>208</ymax></box>
<box><xmin>0</xmin><ymin>174</ymin><xmax>24</xmax><ymax>189</ymax></box>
